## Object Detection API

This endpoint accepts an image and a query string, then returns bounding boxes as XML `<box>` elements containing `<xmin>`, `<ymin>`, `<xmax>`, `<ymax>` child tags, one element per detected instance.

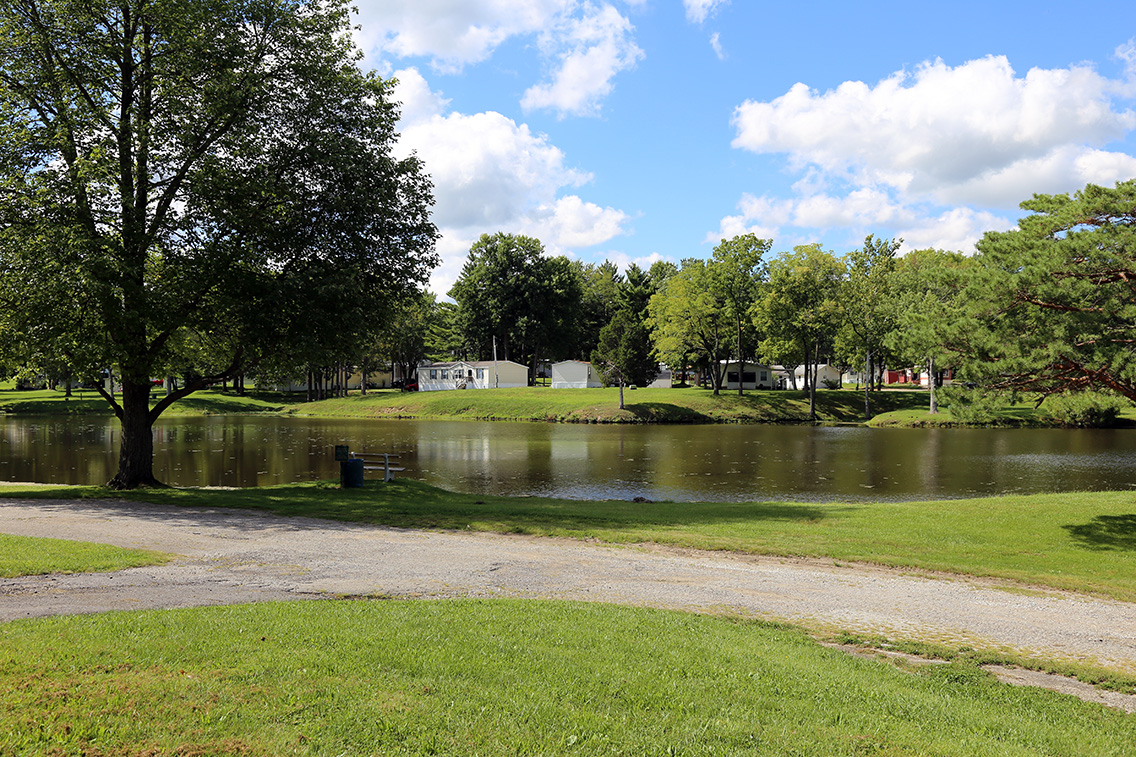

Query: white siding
<box><xmin>551</xmin><ymin>361</ymin><xmax>602</xmax><ymax>389</ymax></box>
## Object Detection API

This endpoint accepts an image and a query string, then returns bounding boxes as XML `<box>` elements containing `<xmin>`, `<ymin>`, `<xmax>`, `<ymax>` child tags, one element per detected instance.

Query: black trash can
<box><xmin>340</xmin><ymin>458</ymin><xmax>365</xmax><ymax>488</ymax></box>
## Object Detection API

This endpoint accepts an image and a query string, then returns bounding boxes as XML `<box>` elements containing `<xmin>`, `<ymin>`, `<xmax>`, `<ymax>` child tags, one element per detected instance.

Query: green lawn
<box><xmin>8</xmin><ymin>382</ymin><xmax>1133</xmax><ymax>426</ymax></box>
<box><xmin>289</xmin><ymin>385</ymin><xmax>936</xmax><ymax>424</ymax></box>
<box><xmin>0</xmin><ymin>386</ymin><xmax>292</xmax><ymax>416</ymax></box>
<box><xmin>0</xmin><ymin>533</ymin><xmax>170</xmax><ymax>577</ymax></box>
<box><xmin>1</xmin><ymin>599</ymin><xmax>1132</xmax><ymax>756</ymax></box>
<box><xmin>5</xmin><ymin>479</ymin><xmax>1135</xmax><ymax>603</ymax></box>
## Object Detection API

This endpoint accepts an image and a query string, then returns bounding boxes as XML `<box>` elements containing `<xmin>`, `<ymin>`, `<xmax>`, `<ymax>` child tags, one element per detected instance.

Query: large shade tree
<box><xmin>0</xmin><ymin>0</ymin><xmax>438</xmax><ymax>487</ymax></box>
<box><xmin>964</xmin><ymin>180</ymin><xmax>1136</xmax><ymax>402</ymax></box>
<box><xmin>448</xmin><ymin>232</ymin><xmax>582</xmax><ymax>379</ymax></box>
<box><xmin>710</xmin><ymin>233</ymin><xmax>769</xmax><ymax>395</ymax></box>
<box><xmin>887</xmin><ymin>248</ymin><xmax>971</xmax><ymax>414</ymax></box>
<box><xmin>646</xmin><ymin>259</ymin><xmax>731</xmax><ymax>394</ymax></box>
<box><xmin>838</xmin><ymin>234</ymin><xmax>901</xmax><ymax>419</ymax></box>
<box><xmin>752</xmin><ymin>245</ymin><xmax>844</xmax><ymax>421</ymax></box>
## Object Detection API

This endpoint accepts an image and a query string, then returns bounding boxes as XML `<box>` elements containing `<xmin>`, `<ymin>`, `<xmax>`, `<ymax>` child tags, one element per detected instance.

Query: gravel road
<box><xmin>3</xmin><ymin>496</ymin><xmax>1136</xmax><ymax>708</ymax></box>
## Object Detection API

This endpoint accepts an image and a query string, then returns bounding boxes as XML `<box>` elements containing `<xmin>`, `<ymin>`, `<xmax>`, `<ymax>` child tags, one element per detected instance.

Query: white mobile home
<box><xmin>722</xmin><ymin>361</ymin><xmax>776</xmax><ymax>390</ymax></box>
<box><xmin>418</xmin><ymin>360</ymin><xmax>528</xmax><ymax>391</ymax></box>
<box><xmin>551</xmin><ymin>360</ymin><xmax>603</xmax><ymax>388</ymax></box>
<box><xmin>794</xmin><ymin>363</ymin><xmax>843</xmax><ymax>388</ymax></box>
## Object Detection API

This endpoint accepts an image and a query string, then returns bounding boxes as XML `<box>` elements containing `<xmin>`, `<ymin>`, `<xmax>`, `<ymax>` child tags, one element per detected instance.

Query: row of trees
<box><xmin>416</xmin><ymin>177</ymin><xmax>1136</xmax><ymax>427</ymax></box>
<box><xmin>1</xmin><ymin>3</ymin><xmax>1131</xmax><ymax>492</ymax></box>
<box><xmin>400</xmin><ymin>231</ymin><xmax>958</xmax><ymax>422</ymax></box>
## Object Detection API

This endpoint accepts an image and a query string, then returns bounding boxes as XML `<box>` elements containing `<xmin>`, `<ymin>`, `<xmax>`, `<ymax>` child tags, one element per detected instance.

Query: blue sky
<box><xmin>352</xmin><ymin>1</ymin><xmax>1136</xmax><ymax>294</ymax></box>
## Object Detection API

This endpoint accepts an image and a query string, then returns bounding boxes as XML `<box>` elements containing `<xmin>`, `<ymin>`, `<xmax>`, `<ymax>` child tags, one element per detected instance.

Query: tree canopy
<box><xmin>752</xmin><ymin>244</ymin><xmax>844</xmax><ymax>420</ymax></box>
<box><xmin>961</xmin><ymin>180</ymin><xmax>1136</xmax><ymax>401</ymax></box>
<box><xmin>0</xmin><ymin>0</ymin><xmax>438</xmax><ymax>487</ymax></box>
<box><xmin>448</xmin><ymin>232</ymin><xmax>581</xmax><ymax>376</ymax></box>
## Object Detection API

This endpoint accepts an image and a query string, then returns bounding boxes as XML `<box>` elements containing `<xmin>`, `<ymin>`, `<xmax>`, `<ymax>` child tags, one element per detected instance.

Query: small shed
<box><xmin>647</xmin><ymin>365</ymin><xmax>672</xmax><ymax>389</ymax></box>
<box><xmin>551</xmin><ymin>360</ymin><xmax>603</xmax><ymax>388</ymax></box>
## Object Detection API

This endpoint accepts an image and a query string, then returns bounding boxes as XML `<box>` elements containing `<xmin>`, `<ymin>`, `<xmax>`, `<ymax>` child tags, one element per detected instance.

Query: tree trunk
<box><xmin>618</xmin><ymin>378</ymin><xmax>625</xmax><ymax>410</ymax></box>
<box><xmin>864</xmin><ymin>349</ymin><xmax>871</xmax><ymax>421</ymax></box>
<box><xmin>736</xmin><ymin>323</ymin><xmax>744</xmax><ymax>396</ymax></box>
<box><xmin>928</xmin><ymin>355</ymin><xmax>938</xmax><ymax>414</ymax></box>
<box><xmin>107</xmin><ymin>380</ymin><xmax>162</xmax><ymax>489</ymax></box>
<box><xmin>805</xmin><ymin>342</ymin><xmax>817</xmax><ymax>422</ymax></box>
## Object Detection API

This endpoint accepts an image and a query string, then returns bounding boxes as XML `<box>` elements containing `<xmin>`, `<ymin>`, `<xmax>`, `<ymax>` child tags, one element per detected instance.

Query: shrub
<box><xmin>1040</xmin><ymin>391</ymin><xmax>1127</xmax><ymax>428</ymax></box>
<box><xmin>937</xmin><ymin>385</ymin><xmax>1006</xmax><ymax>424</ymax></box>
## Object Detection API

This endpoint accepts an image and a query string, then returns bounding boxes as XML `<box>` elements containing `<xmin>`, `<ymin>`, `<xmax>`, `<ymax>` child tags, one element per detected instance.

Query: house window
<box><xmin>760</xmin><ymin>371</ymin><xmax>768</xmax><ymax>382</ymax></box>
<box><xmin>727</xmin><ymin>371</ymin><xmax>739</xmax><ymax>383</ymax></box>
<box><xmin>429</xmin><ymin>370</ymin><xmax>437</xmax><ymax>379</ymax></box>
<box><xmin>441</xmin><ymin>370</ymin><xmax>449</xmax><ymax>379</ymax></box>
<box><xmin>742</xmin><ymin>372</ymin><xmax>756</xmax><ymax>384</ymax></box>
<box><xmin>477</xmin><ymin>369</ymin><xmax>485</xmax><ymax>379</ymax></box>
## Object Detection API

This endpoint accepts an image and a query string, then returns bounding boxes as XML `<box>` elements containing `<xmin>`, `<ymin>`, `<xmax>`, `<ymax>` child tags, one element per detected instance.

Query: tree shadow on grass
<box><xmin>7</xmin><ymin>480</ymin><xmax>851</xmax><ymax>534</ymax></box>
<box><xmin>1063</xmin><ymin>514</ymin><xmax>1136</xmax><ymax>551</ymax></box>
<box><xmin>622</xmin><ymin>402</ymin><xmax>713</xmax><ymax>423</ymax></box>
<box><xmin>171</xmin><ymin>396</ymin><xmax>283</xmax><ymax>414</ymax></box>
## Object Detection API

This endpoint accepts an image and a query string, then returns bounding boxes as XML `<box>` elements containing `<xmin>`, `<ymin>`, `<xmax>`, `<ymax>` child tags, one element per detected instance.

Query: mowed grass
<box><xmin>0</xmin><ymin>386</ymin><xmax>290</xmax><ymax>416</ymax></box>
<box><xmin>287</xmin><ymin>386</ymin><xmax>932</xmax><ymax>424</ymax></box>
<box><xmin>5</xmin><ymin>480</ymin><xmax>1135</xmax><ymax>602</ymax></box>
<box><xmin>0</xmin><ymin>534</ymin><xmax>170</xmax><ymax>577</ymax></box>
<box><xmin>1</xmin><ymin>599</ymin><xmax>1132</xmax><ymax>757</ymax></box>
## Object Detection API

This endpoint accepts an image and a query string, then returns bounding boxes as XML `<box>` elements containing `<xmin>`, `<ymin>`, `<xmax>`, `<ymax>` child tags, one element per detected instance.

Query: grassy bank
<box><xmin>8</xmin><ymin>382</ymin><xmax>1130</xmax><ymax>426</ymax></box>
<box><xmin>0</xmin><ymin>381</ymin><xmax>934</xmax><ymax>424</ymax></box>
<box><xmin>0</xmin><ymin>534</ymin><xmax>170</xmax><ymax>577</ymax></box>
<box><xmin>2</xmin><ymin>599</ymin><xmax>1132</xmax><ymax>756</ymax></box>
<box><xmin>288</xmin><ymin>385</ymin><xmax>933</xmax><ymax>424</ymax></box>
<box><xmin>0</xmin><ymin>385</ymin><xmax>290</xmax><ymax>416</ymax></box>
<box><xmin>6</xmin><ymin>480</ymin><xmax>1135</xmax><ymax>603</ymax></box>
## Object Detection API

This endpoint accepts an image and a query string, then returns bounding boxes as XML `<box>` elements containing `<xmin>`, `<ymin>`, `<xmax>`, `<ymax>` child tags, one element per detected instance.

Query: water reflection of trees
<box><xmin>6</xmin><ymin>418</ymin><xmax>1136</xmax><ymax>499</ymax></box>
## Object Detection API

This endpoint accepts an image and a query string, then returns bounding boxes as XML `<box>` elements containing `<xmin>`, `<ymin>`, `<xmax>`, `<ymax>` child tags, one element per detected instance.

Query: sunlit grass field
<box><xmin>0</xmin><ymin>533</ymin><xmax>169</xmax><ymax>577</ymax></box>
<box><xmin>2</xmin><ymin>599</ymin><xmax>1133</xmax><ymax>756</ymax></box>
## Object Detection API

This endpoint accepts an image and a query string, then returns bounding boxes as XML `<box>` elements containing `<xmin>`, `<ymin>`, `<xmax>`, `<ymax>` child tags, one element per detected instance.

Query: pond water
<box><xmin>3</xmin><ymin>415</ymin><xmax>1135</xmax><ymax>502</ymax></box>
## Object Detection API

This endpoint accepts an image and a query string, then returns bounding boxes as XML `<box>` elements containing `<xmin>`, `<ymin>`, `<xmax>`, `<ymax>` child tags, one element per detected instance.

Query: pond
<box><xmin>3</xmin><ymin>415</ymin><xmax>1136</xmax><ymax>502</ymax></box>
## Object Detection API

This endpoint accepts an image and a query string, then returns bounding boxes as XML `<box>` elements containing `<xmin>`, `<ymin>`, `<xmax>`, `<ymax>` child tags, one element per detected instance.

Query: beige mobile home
<box><xmin>419</xmin><ymin>360</ymin><xmax>528</xmax><ymax>391</ymax></box>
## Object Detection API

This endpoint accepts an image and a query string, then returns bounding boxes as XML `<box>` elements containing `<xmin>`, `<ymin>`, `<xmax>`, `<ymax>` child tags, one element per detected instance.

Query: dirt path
<box><xmin>4</xmin><ymin>497</ymin><xmax>1136</xmax><ymax>709</ymax></box>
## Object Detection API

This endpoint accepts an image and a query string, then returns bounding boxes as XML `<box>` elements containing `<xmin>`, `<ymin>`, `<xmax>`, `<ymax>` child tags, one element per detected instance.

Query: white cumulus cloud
<box><xmin>391</xmin><ymin>68</ymin><xmax>631</xmax><ymax>293</ymax></box>
<box><xmin>355</xmin><ymin>1</ymin><xmax>642</xmax><ymax>116</ymax></box>
<box><xmin>709</xmin><ymin>32</ymin><xmax>724</xmax><ymax>60</ymax></box>
<box><xmin>521</xmin><ymin>3</ymin><xmax>644</xmax><ymax>117</ymax></box>
<box><xmin>716</xmin><ymin>49</ymin><xmax>1136</xmax><ymax>256</ymax></box>
<box><xmin>897</xmin><ymin>207</ymin><xmax>1015</xmax><ymax>255</ymax></box>
<box><xmin>683</xmin><ymin>0</ymin><xmax>729</xmax><ymax>24</ymax></box>
<box><xmin>731</xmin><ymin>54</ymin><xmax>1136</xmax><ymax>208</ymax></box>
<box><xmin>354</xmin><ymin>0</ymin><xmax>571</xmax><ymax>73</ymax></box>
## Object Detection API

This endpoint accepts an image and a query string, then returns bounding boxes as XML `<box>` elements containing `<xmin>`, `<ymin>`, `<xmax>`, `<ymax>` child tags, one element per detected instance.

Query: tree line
<box><xmin>388</xmin><ymin>231</ymin><xmax>952</xmax><ymax>422</ymax></box>
<box><xmin>2</xmin><ymin>2</ymin><xmax>1133</xmax><ymax>490</ymax></box>
<box><xmin>399</xmin><ymin>176</ymin><xmax>1136</xmax><ymax>427</ymax></box>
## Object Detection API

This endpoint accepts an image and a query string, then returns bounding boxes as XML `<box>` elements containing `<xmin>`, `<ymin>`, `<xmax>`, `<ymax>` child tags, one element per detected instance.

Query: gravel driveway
<box><xmin>3</xmin><ymin>496</ymin><xmax>1136</xmax><ymax>710</ymax></box>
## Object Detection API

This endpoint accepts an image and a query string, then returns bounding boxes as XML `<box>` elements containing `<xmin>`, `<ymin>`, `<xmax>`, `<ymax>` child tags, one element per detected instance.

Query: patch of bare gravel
<box><xmin>4</xmin><ymin>496</ymin><xmax>1136</xmax><ymax>711</ymax></box>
